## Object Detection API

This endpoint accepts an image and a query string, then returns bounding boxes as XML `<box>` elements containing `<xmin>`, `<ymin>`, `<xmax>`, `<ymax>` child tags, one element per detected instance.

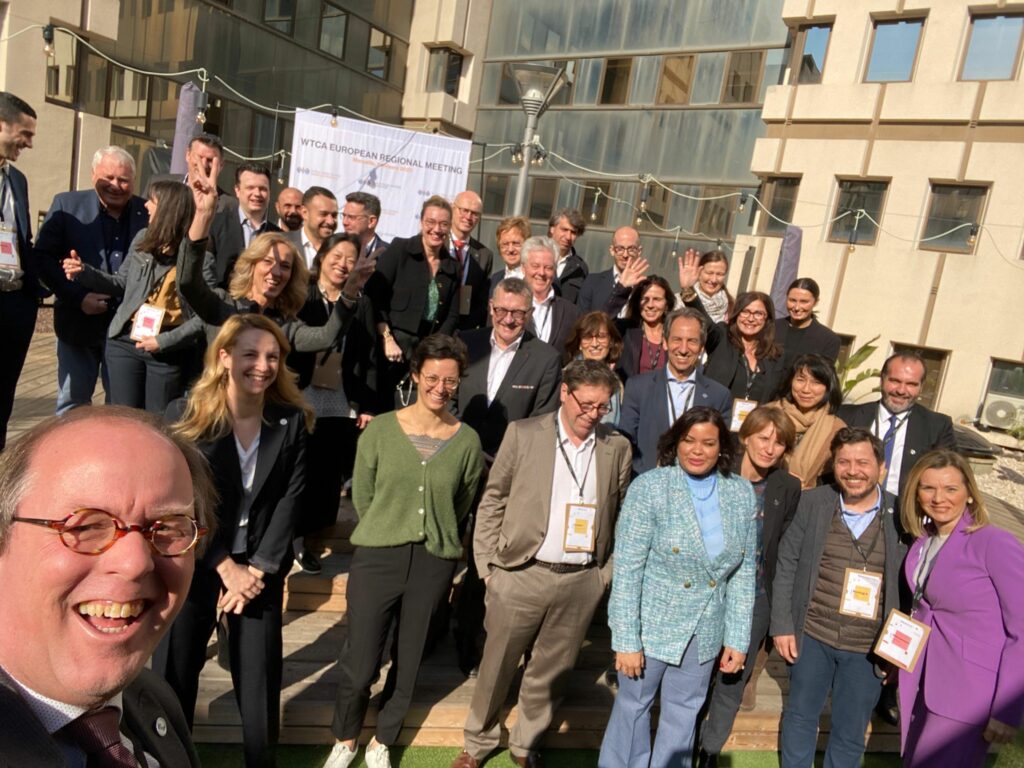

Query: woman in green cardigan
<box><xmin>325</xmin><ymin>333</ymin><xmax>483</xmax><ymax>768</ymax></box>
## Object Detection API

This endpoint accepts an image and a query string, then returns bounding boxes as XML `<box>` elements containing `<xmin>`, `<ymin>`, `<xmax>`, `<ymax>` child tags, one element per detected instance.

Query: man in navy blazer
<box><xmin>577</xmin><ymin>225</ymin><xmax>643</xmax><ymax>315</ymax></box>
<box><xmin>0</xmin><ymin>93</ymin><xmax>40</xmax><ymax>452</ymax></box>
<box><xmin>205</xmin><ymin>162</ymin><xmax>280</xmax><ymax>288</ymax></box>
<box><xmin>35</xmin><ymin>145</ymin><xmax>149</xmax><ymax>414</ymax></box>
<box><xmin>619</xmin><ymin>307</ymin><xmax>732</xmax><ymax>474</ymax></box>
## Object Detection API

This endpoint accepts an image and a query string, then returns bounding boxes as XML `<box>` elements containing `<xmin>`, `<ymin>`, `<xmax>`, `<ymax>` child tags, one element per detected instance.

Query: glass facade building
<box><xmin>470</xmin><ymin>0</ymin><xmax>789</xmax><ymax>273</ymax></box>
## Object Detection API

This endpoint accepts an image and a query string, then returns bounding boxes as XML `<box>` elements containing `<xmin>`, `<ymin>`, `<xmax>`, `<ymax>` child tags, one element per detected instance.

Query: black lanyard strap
<box><xmin>557</xmin><ymin>436</ymin><xmax>594</xmax><ymax>501</ymax></box>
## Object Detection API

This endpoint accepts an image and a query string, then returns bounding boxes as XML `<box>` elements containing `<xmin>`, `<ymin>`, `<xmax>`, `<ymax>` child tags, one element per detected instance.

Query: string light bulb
<box><xmin>590</xmin><ymin>189</ymin><xmax>601</xmax><ymax>222</ymax></box>
<box><xmin>330</xmin><ymin>107</ymin><xmax>338</xmax><ymax>128</ymax></box>
<box><xmin>639</xmin><ymin>181</ymin><xmax>650</xmax><ymax>215</ymax></box>
<box><xmin>42</xmin><ymin>24</ymin><xmax>55</xmax><ymax>57</ymax></box>
<box><xmin>670</xmin><ymin>229</ymin><xmax>681</xmax><ymax>260</ymax></box>
<box><xmin>847</xmin><ymin>243</ymin><xmax>857</xmax><ymax>253</ymax></box>
<box><xmin>277</xmin><ymin>153</ymin><xmax>287</xmax><ymax>185</ymax></box>
<box><xmin>196</xmin><ymin>91</ymin><xmax>209</xmax><ymax>125</ymax></box>
<box><xmin>738</xmin><ymin>191</ymin><xmax>748</xmax><ymax>212</ymax></box>
<box><xmin>967</xmin><ymin>223</ymin><xmax>979</xmax><ymax>246</ymax></box>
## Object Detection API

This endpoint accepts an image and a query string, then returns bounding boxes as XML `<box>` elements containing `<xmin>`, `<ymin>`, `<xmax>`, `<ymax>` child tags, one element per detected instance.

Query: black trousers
<box><xmin>105</xmin><ymin>335</ymin><xmax>196</xmax><ymax>415</ymax></box>
<box><xmin>152</xmin><ymin>556</ymin><xmax>285</xmax><ymax>768</ymax></box>
<box><xmin>331</xmin><ymin>543</ymin><xmax>457</xmax><ymax>745</ymax></box>
<box><xmin>0</xmin><ymin>292</ymin><xmax>36</xmax><ymax>452</ymax></box>
<box><xmin>297</xmin><ymin>415</ymin><xmax>358</xmax><ymax>537</ymax></box>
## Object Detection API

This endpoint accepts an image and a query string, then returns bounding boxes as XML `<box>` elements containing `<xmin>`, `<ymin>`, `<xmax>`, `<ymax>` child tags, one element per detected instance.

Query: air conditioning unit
<box><xmin>980</xmin><ymin>392</ymin><xmax>1024</xmax><ymax>430</ymax></box>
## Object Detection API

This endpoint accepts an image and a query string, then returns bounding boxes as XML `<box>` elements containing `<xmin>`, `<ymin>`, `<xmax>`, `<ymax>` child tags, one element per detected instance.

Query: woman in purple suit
<box><xmin>899</xmin><ymin>450</ymin><xmax>1024</xmax><ymax>767</ymax></box>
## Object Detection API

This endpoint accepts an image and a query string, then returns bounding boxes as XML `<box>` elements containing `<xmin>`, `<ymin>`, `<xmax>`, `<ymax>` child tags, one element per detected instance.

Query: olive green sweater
<box><xmin>350</xmin><ymin>412</ymin><xmax>484</xmax><ymax>559</ymax></box>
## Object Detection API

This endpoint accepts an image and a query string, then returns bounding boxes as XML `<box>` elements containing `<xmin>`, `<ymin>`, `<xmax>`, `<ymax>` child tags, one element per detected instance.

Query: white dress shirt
<box><xmin>532</xmin><ymin>289</ymin><xmax>556</xmax><ymax>343</ymax></box>
<box><xmin>233</xmin><ymin>434</ymin><xmax>260</xmax><ymax>553</ymax></box>
<box><xmin>300</xmin><ymin>229</ymin><xmax>318</xmax><ymax>269</ymax></box>
<box><xmin>873</xmin><ymin>403</ymin><xmax>909</xmax><ymax>495</ymax></box>
<box><xmin>486</xmin><ymin>331</ymin><xmax>522</xmax><ymax>404</ymax></box>
<box><xmin>535</xmin><ymin>409</ymin><xmax>598</xmax><ymax>565</ymax></box>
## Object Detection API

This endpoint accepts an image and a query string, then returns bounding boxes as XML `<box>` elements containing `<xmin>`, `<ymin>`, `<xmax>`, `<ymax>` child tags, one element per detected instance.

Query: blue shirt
<box><xmin>839</xmin><ymin>486</ymin><xmax>882</xmax><ymax>539</ymax></box>
<box><xmin>666</xmin><ymin>368</ymin><xmax>697</xmax><ymax>423</ymax></box>
<box><xmin>685</xmin><ymin>472</ymin><xmax>724</xmax><ymax>560</ymax></box>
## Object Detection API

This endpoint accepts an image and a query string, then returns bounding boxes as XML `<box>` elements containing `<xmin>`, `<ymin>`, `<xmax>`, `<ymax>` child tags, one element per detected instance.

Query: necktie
<box><xmin>60</xmin><ymin>707</ymin><xmax>139</xmax><ymax>767</ymax></box>
<box><xmin>882</xmin><ymin>413</ymin><xmax>899</xmax><ymax>468</ymax></box>
<box><xmin>452</xmin><ymin>239</ymin><xmax>465</xmax><ymax>266</ymax></box>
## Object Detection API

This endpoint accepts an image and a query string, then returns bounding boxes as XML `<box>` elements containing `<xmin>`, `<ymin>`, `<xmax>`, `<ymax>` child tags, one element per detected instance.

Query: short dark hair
<box><xmin>787</xmin><ymin>277</ymin><xmax>820</xmax><ymax>300</ymax></box>
<box><xmin>777</xmin><ymin>353</ymin><xmax>843</xmax><ymax>414</ymax></box>
<box><xmin>0</xmin><ymin>92</ymin><xmax>36</xmax><ymax>123</ymax></box>
<box><xmin>187</xmin><ymin>132</ymin><xmax>224</xmax><ymax>155</ymax></box>
<box><xmin>234</xmin><ymin>162</ymin><xmax>271</xmax><ymax>185</ymax></box>
<box><xmin>562</xmin><ymin>358</ymin><xmax>620</xmax><ymax>395</ymax></box>
<box><xmin>626</xmin><ymin>275</ymin><xmax>676</xmax><ymax>325</ymax></box>
<box><xmin>656</xmin><ymin>406</ymin><xmax>734</xmax><ymax>474</ymax></box>
<box><xmin>548</xmin><ymin>208</ymin><xmax>586</xmax><ymax>237</ymax></box>
<box><xmin>830</xmin><ymin>426</ymin><xmax>884</xmax><ymax>464</ymax></box>
<box><xmin>410</xmin><ymin>333</ymin><xmax>469</xmax><ymax>377</ymax></box>
<box><xmin>302</xmin><ymin>186</ymin><xmax>337</xmax><ymax>206</ymax></box>
<box><xmin>346</xmin><ymin>191</ymin><xmax>381</xmax><ymax>218</ymax></box>
<box><xmin>564</xmin><ymin>312</ymin><xmax>623</xmax><ymax>366</ymax></box>
<box><xmin>881</xmin><ymin>351</ymin><xmax>928</xmax><ymax>381</ymax></box>
<box><xmin>311</xmin><ymin>232</ymin><xmax>361</xmax><ymax>281</ymax></box>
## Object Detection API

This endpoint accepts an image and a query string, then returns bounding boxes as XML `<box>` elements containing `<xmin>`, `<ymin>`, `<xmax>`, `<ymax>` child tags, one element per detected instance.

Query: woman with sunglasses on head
<box><xmin>324</xmin><ymin>334</ymin><xmax>483</xmax><ymax>768</ymax></box>
<box><xmin>154</xmin><ymin>313</ymin><xmax>313</xmax><ymax>768</ymax></box>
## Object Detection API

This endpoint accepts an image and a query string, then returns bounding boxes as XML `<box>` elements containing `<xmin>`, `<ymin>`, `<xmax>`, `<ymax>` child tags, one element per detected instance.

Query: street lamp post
<box><xmin>508</xmin><ymin>63</ymin><xmax>566</xmax><ymax>217</ymax></box>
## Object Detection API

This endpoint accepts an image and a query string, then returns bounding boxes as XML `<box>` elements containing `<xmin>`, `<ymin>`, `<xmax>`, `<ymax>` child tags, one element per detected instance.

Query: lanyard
<box><xmin>557</xmin><ymin>436</ymin><xmax>594</xmax><ymax>501</ymax></box>
<box><xmin>911</xmin><ymin>536</ymin><xmax>944</xmax><ymax>614</ymax></box>
<box><xmin>741</xmin><ymin>354</ymin><xmax>760</xmax><ymax>400</ymax></box>
<box><xmin>667</xmin><ymin>377</ymin><xmax>695</xmax><ymax>423</ymax></box>
<box><xmin>875</xmin><ymin>411</ymin><xmax>908</xmax><ymax>442</ymax></box>
<box><xmin>0</xmin><ymin>172</ymin><xmax>9</xmax><ymax>224</ymax></box>
<box><xmin>838</xmin><ymin>499</ymin><xmax>882</xmax><ymax>564</ymax></box>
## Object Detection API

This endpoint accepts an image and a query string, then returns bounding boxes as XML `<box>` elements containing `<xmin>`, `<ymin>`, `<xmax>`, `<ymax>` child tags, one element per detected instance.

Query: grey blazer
<box><xmin>770</xmin><ymin>484</ymin><xmax>906</xmax><ymax>651</ymax></box>
<box><xmin>75</xmin><ymin>231</ymin><xmax>205</xmax><ymax>354</ymax></box>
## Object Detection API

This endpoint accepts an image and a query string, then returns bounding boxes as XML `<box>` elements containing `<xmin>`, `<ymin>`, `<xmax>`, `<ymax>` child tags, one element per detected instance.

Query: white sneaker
<box><xmin>323</xmin><ymin>741</ymin><xmax>358</xmax><ymax>768</ymax></box>
<box><xmin>364</xmin><ymin>740</ymin><xmax>392</xmax><ymax>768</ymax></box>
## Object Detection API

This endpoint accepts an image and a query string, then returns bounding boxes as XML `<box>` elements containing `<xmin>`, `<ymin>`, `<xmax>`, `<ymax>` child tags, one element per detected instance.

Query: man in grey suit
<box><xmin>619</xmin><ymin>307</ymin><xmax>733</xmax><ymax>474</ymax></box>
<box><xmin>452</xmin><ymin>360</ymin><xmax>632</xmax><ymax>768</ymax></box>
<box><xmin>0</xmin><ymin>406</ymin><xmax>216</xmax><ymax>767</ymax></box>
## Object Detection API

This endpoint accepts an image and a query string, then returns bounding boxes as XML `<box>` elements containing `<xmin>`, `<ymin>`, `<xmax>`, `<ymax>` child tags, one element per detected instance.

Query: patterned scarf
<box><xmin>697</xmin><ymin>285</ymin><xmax>729</xmax><ymax>324</ymax></box>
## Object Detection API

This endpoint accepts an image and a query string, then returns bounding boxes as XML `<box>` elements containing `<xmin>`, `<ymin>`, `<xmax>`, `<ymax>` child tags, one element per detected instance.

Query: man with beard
<box><xmin>275</xmin><ymin>187</ymin><xmax>303</xmax><ymax>232</ymax></box>
<box><xmin>771</xmin><ymin>427</ymin><xmax>906</xmax><ymax>768</ymax></box>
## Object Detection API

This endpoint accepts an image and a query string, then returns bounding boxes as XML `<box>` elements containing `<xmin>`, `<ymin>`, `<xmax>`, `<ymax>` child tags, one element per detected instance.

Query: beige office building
<box><xmin>736</xmin><ymin>0</ymin><xmax>1024</xmax><ymax>426</ymax></box>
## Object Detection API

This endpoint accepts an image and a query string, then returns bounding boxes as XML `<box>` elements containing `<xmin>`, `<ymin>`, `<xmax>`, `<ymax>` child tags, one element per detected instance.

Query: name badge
<box><xmin>130</xmin><ymin>303</ymin><xmax>165</xmax><ymax>341</ymax></box>
<box><xmin>563</xmin><ymin>503</ymin><xmax>597</xmax><ymax>553</ymax></box>
<box><xmin>459</xmin><ymin>284</ymin><xmax>473</xmax><ymax>315</ymax></box>
<box><xmin>0</xmin><ymin>224</ymin><xmax>20</xmax><ymax>268</ymax></box>
<box><xmin>873</xmin><ymin>609</ymin><xmax>931</xmax><ymax>672</ymax></box>
<box><xmin>840</xmin><ymin>568</ymin><xmax>883</xmax><ymax>620</ymax></box>
<box><xmin>729</xmin><ymin>398</ymin><xmax>758</xmax><ymax>432</ymax></box>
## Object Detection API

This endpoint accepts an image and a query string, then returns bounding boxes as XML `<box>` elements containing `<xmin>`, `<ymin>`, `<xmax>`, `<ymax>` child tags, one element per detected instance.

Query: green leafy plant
<box><xmin>837</xmin><ymin>335</ymin><xmax>882</xmax><ymax>400</ymax></box>
<box><xmin>1009</xmin><ymin>412</ymin><xmax>1024</xmax><ymax>444</ymax></box>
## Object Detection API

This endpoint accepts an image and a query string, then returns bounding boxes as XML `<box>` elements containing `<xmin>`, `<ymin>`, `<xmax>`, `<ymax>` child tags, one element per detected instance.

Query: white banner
<box><xmin>289</xmin><ymin>110</ymin><xmax>472</xmax><ymax>243</ymax></box>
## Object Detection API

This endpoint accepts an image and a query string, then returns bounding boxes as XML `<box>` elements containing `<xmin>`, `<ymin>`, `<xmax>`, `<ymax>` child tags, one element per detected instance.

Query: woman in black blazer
<box><xmin>365</xmin><ymin>195</ymin><xmax>459</xmax><ymax>410</ymax></box>
<box><xmin>614</xmin><ymin>275</ymin><xmax>677</xmax><ymax>382</ymax></box>
<box><xmin>154</xmin><ymin>313</ymin><xmax>312</xmax><ymax>768</ymax></box>
<box><xmin>774</xmin><ymin>277</ymin><xmax>842</xmax><ymax>370</ymax></box>
<box><xmin>697</xmin><ymin>405</ymin><xmax>802</xmax><ymax>766</ymax></box>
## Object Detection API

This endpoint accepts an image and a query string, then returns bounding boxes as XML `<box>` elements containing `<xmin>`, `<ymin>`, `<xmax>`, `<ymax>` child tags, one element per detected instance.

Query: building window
<box><xmin>427</xmin><ymin>47</ymin><xmax>464</xmax><ymax>97</ymax></box>
<box><xmin>483</xmin><ymin>174</ymin><xmax>509</xmax><ymax>216</ymax></box>
<box><xmin>581</xmin><ymin>182</ymin><xmax>611</xmax><ymax>227</ymax></box>
<box><xmin>639</xmin><ymin>183</ymin><xmax>671</xmax><ymax>227</ymax></box>
<box><xmin>961</xmin><ymin>15</ymin><xmax>1024</xmax><ymax>81</ymax></box>
<box><xmin>865</xmin><ymin>18</ymin><xmax>924</xmax><ymax>82</ymax></box>
<box><xmin>108</xmin><ymin>66</ymin><xmax>150</xmax><ymax>134</ymax></box>
<box><xmin>656</xmin><ymin>55</ymin><xmax>695</xmax><ymax>105</ymax></box>
<box><xmin>793</xmin><ymin>24</ymin><xmax>832</xmax><ymax>85</ymax></box>
<box><xmin>722</xmin><ymin>50</ymin><xmax>764</xmax><ymax>104</ymax></box>
<box><xmin>599</xmin><ymin>58</ymin><xmax>632</xmax><ymax>105</ymax></box>
<box><xmin>263</xmin><ymin>0</ymin><xmax>295</xmax><ymax>35</ymax></box>
<box><xmin>836</xmin><ymin>334</ymin><xmax>856</xmax><ymax>370</ymax></box>
<box><xmin>757</xmin><ymin>177</ymin><xmax>800</xmax><ymax>236</ymax></box>
<box><xmin>319</xmin><ymin>3</ymin><xmax>347</xmax><ymax>60</ymax></box>
<box><xmin>529</xmin><ymin>178</ymin><xmax>558</xmax><ymax>222</ymax></box>
<box><xmin>829</xmin><ymin>180</ymin><xmax>888</xmax><ymax>246</ymax></box>
<box><xmin>981</xmin><ymin>359</ymin><xmax>1024</xmax><ymax>430</ymax></box>
<box><xmin>368</xmin><ymin>27</ymin><xmax>392</xmax><ymax>79</ymax></box>
<box><xmin>45</xmin><ymin>32</ymin><xmax>77</xmax><ymax>105</ymax></box>
<box><xmin>891</xmin><ymin>343</ymin><xmax>948</xmax><ymax>410</ymax></box>
<box><xmin>694</xmin><ymin>186</ymin><xmax>738</xmax><ymax>240</ymax></box>
<box><xmin>921</xmin><ymin>184</ymin><xmax>986</xmax><ymax>253</ymax></box>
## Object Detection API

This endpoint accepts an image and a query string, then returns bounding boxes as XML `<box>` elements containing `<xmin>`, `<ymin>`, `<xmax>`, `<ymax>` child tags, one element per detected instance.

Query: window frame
<box><xmin>367</xmin><ymin>26</ymin><xmax>393</xmax><ymax>80</ymax></box>
<box><xmin>720</xmin><ymin>49</ymin><xmax>766</xmax><ymax>105</ymax></box>
<box><xmin>656</xmin><ymin>54</ymin><xmax>697</xmax><ymax>105</ymax></box>
<box><xmin>426</xmin><ymin>46</ymin><xmax>465</xmax><ymax>98</ymax></box>
<box><xmin>864</xmin><ymin>16</ymin><xmax>927</xmax><ymax>84</ymax></box>
<box><xmin>827</xmin><ymin>177</ymin><xmax>890</xmax><ymax>246</ymax></box>
<box><xmin>959</xmin><ymin>13</ymin><xmax>1024</xmax><ymax>82</ymax></box>
<box><xmin>262</xmin><ymin>0</ymin><xmax>296</xmax><ymax>36</ymax></box>
<box><xmin>756</xmin><ymin>176</ymin><xmax>802</xmax><ymax>237</ymax></box>
<box><xmin>598</xmin><ymin>57</ymin><xmax>633</xmax><ymax>105</ymax></box>
<box><xmin>528</xmin><ymin>177</ymin><xmax>559</xmax><ymax>222</ymax></box>
<box><xmin>580</xmin><ymin>181</ymin><xmax>612</xmax><ymax>227</ymax></box>
<box><xmin>919</xmin><ymin>182</ymin><xmax>988</xmax><ymax>255</ymax></box>
<box><xmin>790</xmin><ymin>21</ymin><xmax>834</xmax><ymax>85</ymax></box>
<box><xmin>317</xmin><ymin>1</ymin><xmax>349</xmax><ymax>61</ymax></box>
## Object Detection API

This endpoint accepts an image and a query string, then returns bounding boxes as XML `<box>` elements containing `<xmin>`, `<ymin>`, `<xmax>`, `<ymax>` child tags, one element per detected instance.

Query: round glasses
<box><xmin>13</xmin><ymin>508</ymin><xmax>208</xmax><ymax>557</ymax></box>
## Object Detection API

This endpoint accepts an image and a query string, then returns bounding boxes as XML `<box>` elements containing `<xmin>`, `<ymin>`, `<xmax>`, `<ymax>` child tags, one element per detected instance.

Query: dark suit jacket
<box><xmin>205</xmin><ymin>200</ymin><xmax>281</xmax><ymax>288</ymax></box>
<box><xmin>489</xmin><ymin>267</ymin><xmax>522</xmax><ymax>297</ymax></box>
<box><xmin>150</xmin><ymin>173</ymin><xmax>233</xmax><ymax>212</ymax></box>
<box><xmin>0</xmin><ymin>164</ymin><xmax>39</xmax><ymax>316</ymax></box>
<box><xmin>618</xmin><ymin>366</ymin><xmax>733</xmax><ymax>474</ymax></box>
<box><xmin>455</xmin><ymin>241</ymin><xmax>491</xmax><ymax>331</ymax></box>
<box><xmin>0</xmin><ymin>666</ymin><xmax>200</xmax><ymax>767</ymax></box>
<box><xmin>527</xmin><ymin>295</ymin><xmax>579</xmax><ymax>355</ymax></box>
<box><xmin>363</xmin><ymin>232</ymin><xmax>390</xmax><ymax>256</ymax></box>
<box><xmin>775</xmin><ymin>316</ymin><xmax>841</xmax><ymax>370</ymax></box>
<box><xmin>837</xmin><ymin>401</ymin><xmax>956</xmax><ymax>496</ymax></box>
<box><xmin>615</xmin><ymin>326</ymin><xmax>652</xmax><ymax>382</ymax></box>
<box><xmin>166</xmin><ymin>400</ymin><xmax>307</xmax><ymax>576</ymax></box>
<box><xmin>454</xmin><ymin>328</ymin><xmax>562</xmax><ymax>457</ymax></box>
<box><xmin>34</xmin><ymin>190</ymin><xmax>149</xmax><ymax>345</ymax></box>
<box><xmin>578</xmin><ymin>267</ymin><xmax>625</xmax><ymax>314</ymax></box>
<box><xmin>554</xmin><ymin>250</ymin><xmax>588</xmax><ymax>304</ymax></box>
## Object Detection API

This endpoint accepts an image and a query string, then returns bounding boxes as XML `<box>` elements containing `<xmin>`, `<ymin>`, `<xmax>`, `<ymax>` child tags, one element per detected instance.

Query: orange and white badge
<box><xmin>130</xmin><ymin>303</ymin><xmax>165</xmax><ymax>342</ymax></box>
<box><xmin>874</xmin><ymin>609</ymin><xmax>930</xmax><ymax>672</ymax></box>
<box><xmin>563</xmin><ymin>503</ymin><xmax>597</xmax><ymax>553</ymax></box>
<box><xmin>839</xmin><ymin>568</ymin><xmax>883</xmax><ymax>620</ymax></box>
<box><xmin>730</xmin><ymin>398</ymin><xmax>758</xmax><ymax>432</ymax></box>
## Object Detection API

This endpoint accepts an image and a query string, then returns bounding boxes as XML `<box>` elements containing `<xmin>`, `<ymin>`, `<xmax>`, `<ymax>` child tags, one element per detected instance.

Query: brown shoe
<box><xmin>450</xmin><ymin>750</ymin><xmax>480</xmax><ymax>768</ymax></box>
<box><xmin>511</xmin><ymin>753</ymin><xmax>543</xmax><ymax>768</ymax></box>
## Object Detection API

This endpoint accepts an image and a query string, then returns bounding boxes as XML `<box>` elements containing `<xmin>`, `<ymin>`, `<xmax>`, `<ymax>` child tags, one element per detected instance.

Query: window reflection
<box><xmin>529</xmin><ymin>178</ymin><xmax>558</xmax><ymax>221</ymax></box>
<box><xmin>368</xmin><ymin>27</ymin><xmax>392</xmax><ymax>79</ymax></box>
<box><xmin>319</xmin><ymin>3</ymin><xmax>347</xmax><ymax>59</ymax></box>
<box><xmin>865</xmin><ymin>19</ymin><xmax>924</xmax><ymax>82</ymax></box>
<box><xmin>264</xmin><ymin>0</ymin><xmax>295</xmax><ymax>34</ymax></box>
<box><xmin>829</xmin><ymin>180</ymin><xmax>888</xmax><ymax>245</ymax></box>
<box><xmin>657</xmin><ymin>55</ymin><xmax>695</xmax><ymax>105</ymax></box>
<box><xmin>757</xmin><ymin>177</ymin><xmax>800</xmax><ymax>236</ymax></box>
<box><xmin>962</xmin><ymin>15</ymin><xmax>1024</xmax><ymax>81</ymax></box>
<box><xmin>599</xmin><ymin>58</ymin><xmax>632</xmax><ymax>105</ymax></box>
<box><xmin>796</xmin><ymin>24</ymin><xmax>831</xmax><ymax>85</ymax></box>
<box><xmin>722</xmin><ymin>50</ymin><xmax>764</xmax><ymax>103</ymax></box>
<box><xmin>921</xmin><ymin>184</ymin><xmax>986</xmax><ymax>254</ymax></box>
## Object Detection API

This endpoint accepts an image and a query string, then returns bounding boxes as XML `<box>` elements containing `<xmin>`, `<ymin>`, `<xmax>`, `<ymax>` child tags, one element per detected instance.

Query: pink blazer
<box><xmin>899</xmin><ymin>513</ymin><xmax>1024</xmax><ymax>747</ymax></box>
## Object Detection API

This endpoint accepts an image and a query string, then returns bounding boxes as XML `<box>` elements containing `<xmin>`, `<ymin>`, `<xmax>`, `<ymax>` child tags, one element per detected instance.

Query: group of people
<box><xmin>0</xmin><ymin>87</ymin><xmax>1021</xmax><ymax>768</ymax></box>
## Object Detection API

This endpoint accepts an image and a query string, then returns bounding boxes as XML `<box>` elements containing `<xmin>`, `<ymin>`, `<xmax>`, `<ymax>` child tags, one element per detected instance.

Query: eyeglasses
<box><xmin>582</xmin><ymin>332</ymin><xmax>610</xmax><ymax>342</ymax></box>
<box><xmin>738</xmin><ymin>309</ymin><xmax>768</xmax><ymax>321</ymax></box>
<box><xmin>611</xmin><ymin>245</ymin><xmax>642</xmax><ymax>256</ymax></box>
<box><xmin>420</xmin><ymin>373</ymin><xmax>460</xmax><ymax>390</ymax></box>
<box><xmin>491</xmin><ymin>306</ymin><xmax>529</xmax><ymax>322</ymax></box>
<box><xmin>13</xmin><ymin>508</ymin><xmax>207</xmax><ymax>557</ymax></box>
<box><xmin>341</xmin><ymin>213</ymin><xmax>368</xmax><ymax>222</ymax></box>
<box><xmin>454</xmin><ymin>205</ymin><xmax>482</xmax><ymax>219</ymax></box>
<box><xmin>499</xmin><ymin>240</ymin><xmax>524</xmax><ymax>251</ymax></box>
<box><xmin>423</xmin><ymin>219</ymin><xmax>451</xmax><ymax>231</ymax></box>
<box><xmin>569</xmin><ymin>389</ymin><xmax>613</xmax><ymax>416</ymax></box>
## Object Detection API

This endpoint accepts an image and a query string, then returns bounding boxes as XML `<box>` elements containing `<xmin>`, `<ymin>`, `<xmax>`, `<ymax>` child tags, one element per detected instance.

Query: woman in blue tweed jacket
<box><xmin>600</xmin><ymin>407</ymin><xmax>757</xmax><ymax>768</ymax></box>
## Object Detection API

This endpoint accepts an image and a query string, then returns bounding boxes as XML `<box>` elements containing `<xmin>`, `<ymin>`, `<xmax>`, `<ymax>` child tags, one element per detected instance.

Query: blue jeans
<box><xmin>599</xmin><ymin>637</ymin><xmax>715</xmax><ymax>768</ymax></box>
<box><xmin>55</xmin><ymin>339</ymin><xmax>109</xmax><ymax>414</ymax></box>
<box><xmin>781</xmin><ymin>634</ymin><xmax>883</xmax><ymax>768</ymax></box>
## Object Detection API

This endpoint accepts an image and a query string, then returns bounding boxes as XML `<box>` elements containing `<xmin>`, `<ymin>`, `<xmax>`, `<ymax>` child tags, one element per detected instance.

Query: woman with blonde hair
<box><xmin>177</xmin><ymin>166</ymin><xmax>375</xmax><ymax>353</ymax></box>
<box><xmin>154</xmin><ymin>313</ymin><xmax>312</xmax><ymax>768</ymax></box>
<box><xmin>897</xmin><ymin>450</ymin><xmax>1024</xmax><ymax>767</ymax></box>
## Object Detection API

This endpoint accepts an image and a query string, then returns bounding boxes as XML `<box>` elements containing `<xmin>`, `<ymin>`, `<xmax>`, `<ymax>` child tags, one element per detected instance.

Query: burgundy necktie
<box><xmin>452</xmin><ymin>239</ymin><xmax>465</xmax><ymax>265</ymax></box>
<box><xmin>60</xmin><ymin>706</ymin><xmax>139</xmax><ymax>767</ymax></box>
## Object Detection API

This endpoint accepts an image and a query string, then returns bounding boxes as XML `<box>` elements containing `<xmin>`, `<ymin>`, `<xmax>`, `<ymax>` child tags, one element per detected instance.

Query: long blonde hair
<box><xmin>228</xmin><ymin>232</ymin><xmax>308</xmax><ymax>320</ymax></box>
<box><xmin>174</xmin><ymin>314</ymin><xmax>314</xmax><ymax>442</ymax></box>
<box><xmin>901</xmin><ymin>449</ymin><xmax>989</xmax><ymax>538</ymax></box>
